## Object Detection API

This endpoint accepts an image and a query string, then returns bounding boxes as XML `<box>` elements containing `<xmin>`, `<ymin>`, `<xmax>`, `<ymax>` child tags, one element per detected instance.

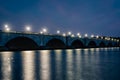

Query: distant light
<box><xmin>6</xmin><ymin>28</ymin><xmax>10</xmax><ymax>32</ymax></box>
<box><xmin>107</xmin><ymin>38</ymin><xmax>110</xmax><ymax>40</ymax></box>
<box><xmin>111</xmin><ymin>38</ymin><xmax>113</xmax><ymax>41</ymax></box>
<box><xmin>4</xmin><ymin>24</ymin><xmax>8</xmax><ymax>28</ymax></box>
<box><xmin>114</xmin><ymin>39</ymin><xmax>116</xmax><ymax>41</ymax></box>
<box><xmin>77</xmin><ymin>33</ymin><xmax>80</xmax><ymax>36</ymax></box>
<box><xmin>26</xmin><ymin>26</ymin><xmax>31</xmax><ymax>31</ymax></box>
<box><xmin>63</xmin><ymin>33</ymin><xmax>66</xmax><ymax>36</ymax></box>
<box><xmin>85</xmin><ymin>34</ymin><xmax>88</xmax><ymax>37</ymax></box>
<box><xmin>79</xmin><ymin>35</ymin><xmax>82</xmax><ymax>38</ymax></box>
<box><xmin>68</xmin><ymin>32</ymin><xmax>72</xmax><ymax>35</ymax></box>
<box><xmin>91</xmin><ymin>35</ymin><xmax>94</xmax><ymax>38</ymax></box>
<box><xmin>4</xmin><ymin>24</ymin><xmax>11</xmax><ymax>32</ymax></box>
<box><xmin>43</xmin><ymin>28</ymin><xmax>47</xmax><ymax>33</ymax></box>
<box><xmin>117</xmin><ymin>40</ymin><xmax>119</xmax><ymax>42</ymax></box>
<box><xmin>101</xmin><ymin>37</ymin><xmax>103</xmax><ymax>39</ymax></box>
<box><xmin>105</xmin><ymin>37</ymin><xmax>108</xmax><ymax>40</ymax></box>
<box><xmin>71</xmin><ymin>34</ymin><xmax>75</xmax><ymax>37</ymax></box>
<box><xmin>40</xmin><ymin>31</ymin><xmax>43</xmax><ymax>34</ymax></box>
<box><xmin>96</xmin><ymin>35</ymin><xmax>99</xmax><ymax>38</ymax></box>
<box><xmin>57</xmin><ymin>30</ymin><xmax>60</xmax><ymax>34</ymax></box>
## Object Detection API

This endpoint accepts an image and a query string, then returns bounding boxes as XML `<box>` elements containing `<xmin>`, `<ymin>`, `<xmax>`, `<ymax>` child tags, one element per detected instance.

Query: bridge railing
<box><xmin>0</xmin><ymin>30</ymin><xmax>119</xmax><ymax>43</ymax></box>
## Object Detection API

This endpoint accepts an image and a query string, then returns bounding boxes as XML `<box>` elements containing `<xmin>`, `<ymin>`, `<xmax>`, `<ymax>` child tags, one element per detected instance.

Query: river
<box><xmin>0</xmin><ymin>47</ymin><xmax>120</xmax><ymax>80</ymax></box>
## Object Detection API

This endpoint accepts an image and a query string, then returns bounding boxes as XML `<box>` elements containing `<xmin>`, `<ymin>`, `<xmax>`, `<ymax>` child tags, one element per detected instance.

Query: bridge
<box><xmin>0</xmin><ymin>31</ymin><xmax>119</xmax><ymax>50</ymax></box>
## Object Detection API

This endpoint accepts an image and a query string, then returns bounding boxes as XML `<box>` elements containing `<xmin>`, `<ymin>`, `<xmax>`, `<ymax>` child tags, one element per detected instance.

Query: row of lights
<box><xmin>3</xmin><ymin>24</ymin><xmax>48</xmax><ymax>34</ymax></box>
<box><xmin>3</xmin><ymin>24</ymin><xmax>119</xmax><ymax>42</ymax></box>
<box><xmin>4</xmin><ymin>24</ymin><xmax>10</xmax><ymax>31</ymax></box>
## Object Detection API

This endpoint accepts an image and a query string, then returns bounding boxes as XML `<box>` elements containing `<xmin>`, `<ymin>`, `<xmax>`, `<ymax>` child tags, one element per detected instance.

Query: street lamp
<box><xmin>117</xmin><ymin>40</ymin><xmax>119</xmax><ymax>42</ymax></box>
<box><xmin>91</xmin><ymin>34</ymin><xmax>94</xmax><ymax>38</ymax></box>
<box><xmin>4</xmin><ymin>24</ymin><xmax>11</xmax><ymax>32</ymax></box>
<box><xmin>79</xmin><ymin>35</ymin><xmax>82</xmax><ymax>38</ymax></box>
<box><xmin>43</xmin><ymin>28</ymin><xmax>47</xmax><ymax>32</ymax></box>
<box><xmin>42</xmin><ymin>28</ymin><xmax>48</xmax><ymax>34</ymax></box>
<box><xmin>4</xmin><ymin>24</ymin><xmax>8</xmax><ymax>28</ymax></box>
<box><xmin>71</xmin><ymin>34</ymin><xmax>75</xmax><ymax>37</ymax></box>
<box><xmin>63</xmin><ymin>33</ymin><xmax>66</xmax><ymax>37</ymax></box>
<box><xmin>101</xmin><ymin>37</ymin><xmax>103</xmax><ymax>39</ymax></box>
<box><xmin>68</xmin><ymin>31</ymin><xmax>72</xmax><ymax>35</ymax></box>
<box><xmin>6</xmin><ymin>27</ymin><xmax>10</xmax><ymax>31</ymax></box>
<box><xmin>57</xmin><ymin>30</ymin><xmax>60</xmax><ymax>34</ymax></box>
<box><xmin>77</xmin><ymin>33</ymin><xmax>80</xmax><ymax>36</ymax></box>
<box><xmin>26</xmin><ymin>26</ymin><xmax>31</xmax><ymax>32</ymax></box>
<box><xmin>96</xmin><ymin>35</ymin><xmax>99</xmax><ymax>38</ymax></box>
<box><xmin>40</xmin><ymin>31</ymin><xmax>43</xmax><ymax>34</ymax></box>
<box><xmin>85</xmin><ymin>34</ymin><xmax>88</xmax><ymax>37</ymax></box>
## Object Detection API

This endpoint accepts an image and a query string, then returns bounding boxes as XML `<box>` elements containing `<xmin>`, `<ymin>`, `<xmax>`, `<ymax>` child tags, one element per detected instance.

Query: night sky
<box><xmin>0</xmin><ymin>0</ymin><xmax>120</xmax><ymax>37</ymax></box>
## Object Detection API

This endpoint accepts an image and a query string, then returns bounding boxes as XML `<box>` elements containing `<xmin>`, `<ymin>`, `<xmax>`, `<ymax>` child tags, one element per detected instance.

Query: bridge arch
<box><xmin>99</xmin><ymin>41</ymin><xmax>106</xmax><ymax>47</ymax></box>
<box><xmin>87</xmin><ymin>41</ymin><xmax>97</xmax><ymax>48</ymax></box>
<box><xmin>5</xmin><ymin>36</ymin><xmax>39</xmax><ymax>50</ymax></box>
<box><xmin>71</xmin><ymin>39</ymin><xmax>84</xmax><ymax>48</ymax></box>
<box><xmin>45</xmin><ymin>38</ymin><xmax>66</xmax><ymax>49</ymax></box>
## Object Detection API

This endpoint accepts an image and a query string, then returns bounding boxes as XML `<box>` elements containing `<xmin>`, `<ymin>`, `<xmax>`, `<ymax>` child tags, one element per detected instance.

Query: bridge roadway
<box><xmin>0</xmin><ymin>31</ymin><xmax>119</xmax><ymax>50</ymax></box>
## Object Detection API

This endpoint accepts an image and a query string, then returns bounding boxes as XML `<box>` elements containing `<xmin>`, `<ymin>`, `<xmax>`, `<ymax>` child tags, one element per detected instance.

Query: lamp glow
<box><xmin>6</xmin><ymin>28</ymin><xmax>10</xmax><ymax>32</ymax></box>
<box><xmin>57</xmin><ymin>30</ymin><xmax>60</xmax><ymax>34</ymax></box>
<box><xmin>91</xmin><ymin>35</ymin><xmax>94</xmax><ymax>38</ymax></box>
<box><xmin>77</xmin><ymin>33</ymin><xmax>80</xmax><ymax>36</ymax></box>
<box><xmin>85</xmin><ymin>34</ymin><xmax>88</xmax><ymax>37</ymax></box>
<box><xmin>96</xmin><ymin>35</ymin><xmax>99</xmax><ymax>38</ymax></box>
<box><xmin>68</xmin><ymin>32</ymin><xmax>72</xmax><ymax>35</ymax></box>
<box><xmin>71</xmin><ymin>34</ymin><xmax>75</xmax><ymax>37</ymax></box>
<box><xmin>26</xmin><ymin>26</ymin><xmax>31</xmax><ymax>31</ymax></box>
<box><xmin>63</xmin><ymin>33</ymin><xmax>66</xmax><ymax>36</ymax></box>
<box><xmin>79</xmin><ymin>35</ymin><xmax>82</xmax><ymax>38</ymax></box>
<box><xmin>40</xmin><ymin>31</ymin><xmax>43</xmax><ymax>34</ymax></box>
<box><xmin>101</xmin><ymin>37</ymin><xmax>103</xmax><ymax>39</ymax></box>
<box><xmin>43</xmin><ymin>28</ymin><xmax>47</xmax><ymax>33</ymax></box>
<box><xmin>4</xmin><ymin>24</ymin><xmax>8</xmax><ymax>28</ymax></box>
<box><xmin>117</xmin><ymin>40</ymin><xmax>119</xmax><ymax>42</ymax></box>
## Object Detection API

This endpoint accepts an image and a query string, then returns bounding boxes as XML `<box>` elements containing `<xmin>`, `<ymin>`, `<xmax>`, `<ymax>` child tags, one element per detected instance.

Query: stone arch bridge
<box><xmin>0</xmin><ymin>31</ymin><xmax>119</xmax><ymax>50</ymax></box>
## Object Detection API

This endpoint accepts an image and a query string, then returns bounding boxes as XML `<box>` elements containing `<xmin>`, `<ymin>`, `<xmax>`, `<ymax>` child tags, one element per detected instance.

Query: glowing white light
<box><xmin>40</xmin><ymin>31</ymin><xmax>43</xmax><ymax>34</ymax></box>
<box><xmin>4</xmin><ymin>24</ymin><xmax>8</xmax><ymax>28</ymax></box>
<box><xmin>6</xmin><ymin>28</ymin><xmax>10</xmax><ymax>31</ymax></box>
<box><xmin>57</xmin><ymin>30</ymin><xmax>60</xmax><ymax>34</ymax></box>
<box><xmin>77</xmin><ymin>33</ymin><xmax>80</xmax><ymax>36</ymax></box>
<box><xmin>85</xmin><ymin>34</ymin><xmax>88</xmax><ymax>37</ymax></box>
<box><xmin>26</xmin><ymin>26</ymin><xmax>31</xmax><ymax>31</ymax></box>
<box><xmin>4</xmin><ymin>24</ymin><xmax>11</xmax><ymax>32</ymax></box>
<box><xmin>63</xmin><ymin>33</ymin><xmax>66</xmax><ymax>36</ymax></box>
<box><xmin>96</xmin><ymin>35</ymin><xmax>99</xmax><ymax>38</ymax></box>
<box><xmin>105</xmin><ymin>37</ymin><xmax>108</xmax><ymax>40</ymax></box>
<box><xmin>71</xmin><ymin>34</ymin><xmax>75</xmax><ymax>37</ymax></box>
<box><xmin>106</xmin><ymin>37</ymin><xmax>110</xmax><ymax>40</ymax></box>
<box><xmin>91</xmin><ymin>35</ymin><xmax>94</xmax><ymax>38</ymax></box>
<box><xmin>117</xmin><ymin>40</ymin><xmax>119</xmax><ymax>42</ymax></box>
<box><xmin>101</xmin><ymin>37</ymin><xmax>103</xmax><ymax>39</ymax></box>
<box><xmin>43</xmin><ymin>28</ymin><xmax>47</xmax><ymax>33</ymax></box>
<box><xmin>68</xmin><ymin>32</ymin><xmax>72</xmax><ymax>35</ymax></box>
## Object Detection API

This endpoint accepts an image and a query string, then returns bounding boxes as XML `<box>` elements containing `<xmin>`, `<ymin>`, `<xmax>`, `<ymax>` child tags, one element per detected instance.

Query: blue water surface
<box><xmin>0</xmin><ymin>47</ymin><xmax>120</xmax><ymax>80</ymax></box>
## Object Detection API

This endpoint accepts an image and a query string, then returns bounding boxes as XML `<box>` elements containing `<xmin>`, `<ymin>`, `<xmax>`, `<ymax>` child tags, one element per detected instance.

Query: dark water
<box><xmin>0</xmin><ymin>47</ymin><xmax>120</xmax><ymax>80</ymax></box>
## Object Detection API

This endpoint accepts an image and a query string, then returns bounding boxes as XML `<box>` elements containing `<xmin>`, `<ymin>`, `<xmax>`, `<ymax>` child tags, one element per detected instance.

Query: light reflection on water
<box><xmin>40</xmin><ymin>50</ymin><xmax>50</xmax><ymax>80</ymax></box>
<box><xmin>1</xmin><ymin>52</ymin><xmax>13</xmax><ymax>80</ymax></box>
<box><xmin>55</xmin><ymin>50</ymin><xmax>62</xmax><ymax>80</ymax></box>
<box><xmin>21</xmin><ymin>51</ymin><xmax>35</xmax><ymax>80</ymax></box>
<box><xmin>0</xmin><ymin>47</ymin><xmax>120</xmax><ymax>80</ymax></box>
